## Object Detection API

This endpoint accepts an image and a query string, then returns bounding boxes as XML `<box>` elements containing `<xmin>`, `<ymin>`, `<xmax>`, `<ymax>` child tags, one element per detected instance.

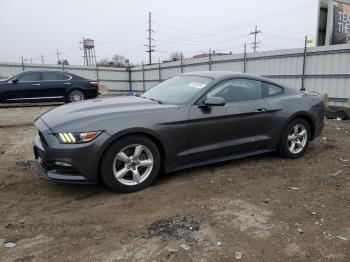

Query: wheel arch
<box><xmin>97</xmin><ymin>128</ymin><xmax>166</xmax><ymax>181</ymax></box>
<box><xmin>286</xmin><ymin>112</ymin><xmax>316</xmax><ymax>140</ymax></box>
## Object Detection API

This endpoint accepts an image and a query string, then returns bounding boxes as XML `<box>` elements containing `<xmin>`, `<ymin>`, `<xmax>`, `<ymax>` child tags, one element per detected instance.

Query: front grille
<box><xmin>38</xmin><ymin>131</ymin><xmax>48</xmax><ymax>146</ymax></box>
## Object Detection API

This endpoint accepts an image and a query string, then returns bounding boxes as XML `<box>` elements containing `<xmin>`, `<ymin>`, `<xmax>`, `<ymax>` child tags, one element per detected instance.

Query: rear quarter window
<box><xmin>266</xmin><ymin>83</ymin><xmax>283</xmax><ymax>97</ymax></box>
<box><xmin>42</xmin><ymin>72</ymin><xmax>70</xmax><ymax>81</ymax></box>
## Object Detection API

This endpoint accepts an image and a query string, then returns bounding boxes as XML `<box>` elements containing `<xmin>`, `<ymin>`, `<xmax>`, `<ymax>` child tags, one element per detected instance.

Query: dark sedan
<box><xmin>0</xmin><ymin>71</ymin><xmax>99</xmax><ymax>103</ymax></box>
<box><xmin>33</xmin><ymin>71</ymin><xmax>324</xmax><ymax>192</ymax></box>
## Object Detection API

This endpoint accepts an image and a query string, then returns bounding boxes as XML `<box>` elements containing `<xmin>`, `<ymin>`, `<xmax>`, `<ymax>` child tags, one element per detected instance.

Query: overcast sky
<box><xmin>0</xmin><ymin>0</ymin><xmax>318</xmax><ymax>65</ymax></box>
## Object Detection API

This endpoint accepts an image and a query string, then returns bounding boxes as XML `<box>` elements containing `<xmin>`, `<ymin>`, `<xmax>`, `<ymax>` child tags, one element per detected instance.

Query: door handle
<box><xmin>32</xmin><ymin>83</ymin><xmax>41</xmax><ymax>86</ymax></box>
<box><xmin>254</xmin><ymin>108</ymin><xmax>268</xmax><ymax>113</ymax></box>
<box><xmin>63</xmin><ymin>82</ymin><xmax>71</xmax><ymax>85</ymax></box>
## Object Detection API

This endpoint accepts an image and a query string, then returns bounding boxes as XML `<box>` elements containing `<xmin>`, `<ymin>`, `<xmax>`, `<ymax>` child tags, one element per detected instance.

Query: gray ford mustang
<box><xmin>33</xmin><ymin>71</ymin><xmax>324</xmax><ymax>192</ymax></box>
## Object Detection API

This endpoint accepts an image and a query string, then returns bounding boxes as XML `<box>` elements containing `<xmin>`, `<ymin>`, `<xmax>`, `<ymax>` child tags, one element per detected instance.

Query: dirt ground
<box><xmin>0</xmin><ymin>104</ymin><xmax>349</xmax><ymax>262</ymax></box>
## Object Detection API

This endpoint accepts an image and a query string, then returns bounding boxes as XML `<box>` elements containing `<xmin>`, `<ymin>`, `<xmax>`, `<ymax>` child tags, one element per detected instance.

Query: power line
<box><xmin>250</xmin><ymin>25</ymin><xmax>261</xmax><ymax>53</ymax></box>
<box><xmin>152</xmin><ymin>0</ymin><xmax>314</xmax><ymax>41</ymax></box>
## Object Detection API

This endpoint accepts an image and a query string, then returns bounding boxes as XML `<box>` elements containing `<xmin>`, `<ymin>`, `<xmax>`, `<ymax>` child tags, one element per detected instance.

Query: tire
<box><xmin>67</xmin><ymin>89</ymin><xmax>85</xmax><ymax>103</ymax></box>
<box><xmin>101</xmin><ymin>135</ymin><xmax>161</xmax><ymax>193</ymax></box>
<box><xmin>278</xmin><ymin>118</ymin><xmax>311</xmax><ymax>159</ymax></box>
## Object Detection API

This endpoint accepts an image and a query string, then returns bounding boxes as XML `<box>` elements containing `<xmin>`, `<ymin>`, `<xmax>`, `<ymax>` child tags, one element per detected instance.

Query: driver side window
<box><xmin>207</xmin><ymin>79</ymin><xmax>262</xmax><ymax>103</ymax></box>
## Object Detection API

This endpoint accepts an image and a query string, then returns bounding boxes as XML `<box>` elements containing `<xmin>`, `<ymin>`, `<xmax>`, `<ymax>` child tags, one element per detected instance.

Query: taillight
<box><xmin>90</xmin><ymin>82</ymin><xmax>99</xmax><ymax>88</ymax></box>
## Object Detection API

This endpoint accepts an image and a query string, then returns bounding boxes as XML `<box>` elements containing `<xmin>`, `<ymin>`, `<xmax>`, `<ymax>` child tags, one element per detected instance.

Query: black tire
<box><xmin>67</xmin><ymin>89</ymin><xmax>85</xmax><ymax>103</ymax></box>
<box><xmin>278</xmin><ymin>118</ymin><xmax>311</xmax><ymax>159</ymax></box>
<box><xmin>101</xmin><ymin>135</ymin><xmax>161</xmax><ymax>193</ymax></box>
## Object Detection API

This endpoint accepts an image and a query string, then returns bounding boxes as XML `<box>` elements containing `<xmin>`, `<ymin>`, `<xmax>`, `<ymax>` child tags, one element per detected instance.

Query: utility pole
<box><xmin>41</xmin><ymin>54</ymin><xmax>45</xmax><ymax>64</ymax></box>
<box><xmin>145</xmin><ymin>12</ymin><xmax>155</xmax><ymax>65</ymax></box>
<box><xmin>250</xmin><ymin>25</ymin><xmax>261</xmax><ymax>53</ymax></box>
<box><xmin>56</xmin><ymin>49</ymin><xmax>61</xmax><ymax>64</ymax></box>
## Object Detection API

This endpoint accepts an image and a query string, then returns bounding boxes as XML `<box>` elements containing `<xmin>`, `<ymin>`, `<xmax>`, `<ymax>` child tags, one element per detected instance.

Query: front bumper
<box><xmin>32</xmin><ymin>118</ymin><xmax>109</xmax><ymax>184</ymax></box>
<box><xmin>34</xmin><ymin>155</ymin><xmax>92</xmax><ymax>184</ymax></box>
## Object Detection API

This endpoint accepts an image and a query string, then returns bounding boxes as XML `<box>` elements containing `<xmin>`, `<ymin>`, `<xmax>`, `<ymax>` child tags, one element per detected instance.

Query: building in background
<box><xmin>317</xmin><ymin>0</ymin><xmax>350</xmax><ymax>46</ymax></box>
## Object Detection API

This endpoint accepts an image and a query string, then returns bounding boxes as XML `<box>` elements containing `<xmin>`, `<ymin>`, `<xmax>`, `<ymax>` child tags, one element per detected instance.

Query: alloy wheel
<box><xmin>287</xmin><ymin>124</ymin><xmax>308</xmax><ymax>154</ymax></box>
<box><xmin>69</xmin><ymin>90</ymin><xmax>84</xmax><ymax>102</ymax></box>
<box><xmin>112</xmin><ymin>144</ymin><xmax>154</xmax><ymax>186</ymax></box>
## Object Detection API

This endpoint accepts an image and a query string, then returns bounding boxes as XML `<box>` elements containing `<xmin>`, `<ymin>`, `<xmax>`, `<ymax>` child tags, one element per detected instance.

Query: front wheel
<box><xmin>101</xmin><ymin>135</ymin><xmax>161</xmax><ymax>193</ymax></box>
<box><xmin>67</xmin><ymin>89</ymin><xmax>85</xmax><ymax>103</ymax></box>
<box><xmin>278</xmin><ymin>118</ymin><xmax>310</xmax><ymax>159</ymax></box>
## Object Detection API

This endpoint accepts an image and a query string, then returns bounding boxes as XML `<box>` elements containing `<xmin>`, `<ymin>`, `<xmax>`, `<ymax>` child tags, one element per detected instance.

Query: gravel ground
<box><xmin>0</xmin><ymin>104</ymin><xmax>349</xmax><ymax>262</ymax></box>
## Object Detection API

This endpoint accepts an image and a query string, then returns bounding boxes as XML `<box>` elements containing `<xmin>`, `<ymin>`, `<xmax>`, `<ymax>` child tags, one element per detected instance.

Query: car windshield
<box><xmin>142</xmin><ymin>75</ymin><xmax>213</xmax><ymax>104</ymax></box>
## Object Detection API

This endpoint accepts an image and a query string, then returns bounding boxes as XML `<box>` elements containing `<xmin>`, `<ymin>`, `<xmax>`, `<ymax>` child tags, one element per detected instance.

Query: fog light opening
<box><xmin>54</xmin><ymin>161</ymin><xmax>73</xmax><ymax>167</ymax></box>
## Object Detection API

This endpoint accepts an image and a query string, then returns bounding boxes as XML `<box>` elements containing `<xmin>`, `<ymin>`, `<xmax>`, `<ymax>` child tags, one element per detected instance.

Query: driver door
<box><xmin>187</xmin><ymin>78</ymin><xmax>274</xmax><ymax>162</ymax></box>
<box><xmin>4</xmin><ymin>72</ymin><xmax>42</xmax><ymax>102</ymax></box>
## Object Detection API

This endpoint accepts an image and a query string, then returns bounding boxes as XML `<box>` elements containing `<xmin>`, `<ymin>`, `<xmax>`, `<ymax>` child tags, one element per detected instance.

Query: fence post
<box><xmin>300</xmin><ymin>35</ymin><xmax>308</xmax><ymax>91</ymax></box>
<box><xmin>323</xmin><ymin>93</ymin><xmax>328</xmax><ymax>109</ymax></box>
<box><xmin>180</xmin><ymin>53</ymin><xmax>184</xmax><ymax>73</ymax></box>
<box><xmin>142</xmin><ymin>61</ymin><xmax>145</xmax><ymax>92</ymax></box>
<box><xmin>127</xmin><ymin>64</ymin><xmax>133</xmax><ymax>96</ymax></box>
<box><xmin>243</xmin><ymin>43</ymin><xmax>247</xmax><ymax>73</ymax></box>
<box><xmin>21</xmin><ymin>56</ymin><xmax>25</xmax><ymax>72</ymax></box>
<box><xmin>93</xmin><ymin>48</ymin><xmax>99</xmax><ymax>81</ymax></box>
<box><xmin>208</xmin><ymin>49</ymin><xmax>212</xmax><ymax>71</ymax></box>
<box><xmin>158</xmin><ymin>58</ymin><xmax>161</xmax><ymax>82</ymax></box>
<box><xmin>96</xmin><ymin>64</ymin><xmax>99</xmax><ymax>82</ymax></box>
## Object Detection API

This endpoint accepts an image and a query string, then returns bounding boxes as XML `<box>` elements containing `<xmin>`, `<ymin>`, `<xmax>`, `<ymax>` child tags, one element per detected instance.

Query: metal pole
<box><xmin>127</xmin><ymin>64</ymin><xmax>133</xmax><ymax>96</ymax></box>
<box><xmin>56</xmin><ymin>49</ymin><xmax>61</xmax><ymax>64</ymax></box>
<box><xmin>208</xmin><ymin>49</ymin><xmax>212</xmax><ymax>71</ymax></box>
<box><xmin>301</xmin><ymin>35</ymin><xmax>307</xmax><ymax>91</ymax></box>
<box><xmin>158</xmin><ymin>58</ymin><xmax>161</xmax><ymax>82</ymax></box>
<box><xmin>180</xmin><ymin>52</ymin><xmax>184</xmax><ymax>73</ymax></box>
<box><xmin>250</xmin><ymin>25</ymin><xmax>261</xmax><ymax>53</ymax></box>
<box><xmin>93</xmin><ymin>48</ymin><xmax>99</xmax><ymax>81</ymax></box>
<box><xmin>254</xmin><ymin>26</ymin><xmax>257</xmax><ymax>53</ymax></box>
<box><xmin>149</xmin><ymin>12</ymin><xmax>152</xmax><ymax>65</ymax></box>
<box><xmin>21</xmin><ymin>56</ymin><xmax>25</xmax><ymax>72</ymax></box>
<box><xmin>145</xmin><ymin>12</ymin><xmax>155</xmax><ymax>65</ymax></box>
<box><xmin>243</xmin><ymin>43</ymin><xmax>247</xmax><ymax>73</ymax></box>
<box><xmin>142</xmin><ymin>61</ymin><xmax>145</xmax><ymax>92</ymax></box>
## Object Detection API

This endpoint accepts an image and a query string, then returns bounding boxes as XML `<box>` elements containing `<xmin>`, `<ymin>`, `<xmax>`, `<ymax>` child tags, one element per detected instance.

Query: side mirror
<box><xmin>11</xmin><ymin>79</ymin><xmax>18</xmax><ymax>84</ymax></box>
<box><xmin>199</xmin><ymin>96</ymin><xmax>226</xmax><ymax>108</ymax></box>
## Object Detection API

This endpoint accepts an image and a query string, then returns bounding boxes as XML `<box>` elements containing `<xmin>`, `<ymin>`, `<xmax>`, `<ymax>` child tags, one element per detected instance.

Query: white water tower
<box><xmin>82</xmin><ymin>38</ymin><xmax>97</xmax><ymax>66</ymax></box>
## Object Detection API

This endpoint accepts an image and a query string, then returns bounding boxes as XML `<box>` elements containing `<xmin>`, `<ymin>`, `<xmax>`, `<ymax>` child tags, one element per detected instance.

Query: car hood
<box><xmin>39</xmin><ymin>96</ymin><xmax>179</xmax><ymax>132</ymax></box>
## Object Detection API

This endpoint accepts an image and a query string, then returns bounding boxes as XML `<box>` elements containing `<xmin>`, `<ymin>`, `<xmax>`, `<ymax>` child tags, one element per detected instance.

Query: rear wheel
<box><xmin>278</xmin><ymin>118</ymin><xmax>310</xmax><ymax>159</ymax></box>
<box><xmin>67</xmin><ymin>89</ymin><xmax>85</xmax><ymax>103</ymax></box>
<box><xmin>101</xmin><ymin>135</ymin><xmax>161</xmax><ymax>193</ymax></box>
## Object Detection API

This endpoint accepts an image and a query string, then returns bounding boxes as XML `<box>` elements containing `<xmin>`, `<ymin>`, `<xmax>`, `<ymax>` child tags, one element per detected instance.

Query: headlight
<box><xmin>55</xmin><ymin>131</ymin><xmax>102</xmax><ymax>144</ymax></box>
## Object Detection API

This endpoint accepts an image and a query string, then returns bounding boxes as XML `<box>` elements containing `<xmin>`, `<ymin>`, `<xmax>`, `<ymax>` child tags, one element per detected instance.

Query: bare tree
<box><xmin>57</xmin><ymin>59</ymin><xmax>69</xmax><ymax>65</ymax></box>
<box><xmin>112</xmin><ymin>54</ymin><xmax>127</xmax><ymax>67</ymax></box>
<box><xmin>97</xmin><ymin>55</ymin><xmax>128</xmax><ymax>68</ymax></box>
<box><xmin>169</xmin><ymin>52</ymin><xmax>183</xmax><ymax>61</ymax></box>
